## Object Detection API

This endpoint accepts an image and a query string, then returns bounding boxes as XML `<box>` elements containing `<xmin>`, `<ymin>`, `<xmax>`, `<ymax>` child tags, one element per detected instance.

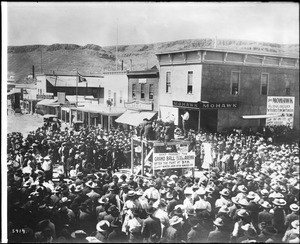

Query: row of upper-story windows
<box><xmin>132</xmin><ymin>83</ymin><xmax>154</xmax><ymax>100</ymax></box>
<box><xmin>165</xmin><ymin>71</ymin><xmax>291</xmax><ymax>96</ymax></box>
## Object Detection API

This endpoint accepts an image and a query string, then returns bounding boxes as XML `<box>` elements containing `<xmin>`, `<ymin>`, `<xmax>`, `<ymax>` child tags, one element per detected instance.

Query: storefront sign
<box><xmin>266</xmin><ymin>96</ymin><xmax>294</xmax><ymax>128</ymax></box>
<box><xmin>90</xmin><ymin>113</ymin><xmax>99</xmax><ymax>118</ymax></box>
<box><xmin>153</xmin><ymin>152</ymin><xmax>195</xmax><ymax>170</ymax></box>
<box><xmin>125</xmin><ymin>100</ymin><xmax>153</xmax><ymax>111</ymax></box>
<box><xmin>172</xmin><ymin>101</ymin><xmax>199</xmax><ymax>109</ymax></box>
<box><xmin>36</xmin><ymin>94</ymin><xmax>54</xmax><ymax>100</ymax></box>
<box><xmin>199</xmin><ymin>102</ymin><xmax>239</xmax><ymax>109</ymax></box>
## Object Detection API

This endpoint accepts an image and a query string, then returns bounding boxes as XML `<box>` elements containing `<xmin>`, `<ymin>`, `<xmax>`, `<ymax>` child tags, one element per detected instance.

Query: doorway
<box><xmin>200</xmin><ymin>110</ymin><xmax>218</xmax><ymax>133</ymax></box>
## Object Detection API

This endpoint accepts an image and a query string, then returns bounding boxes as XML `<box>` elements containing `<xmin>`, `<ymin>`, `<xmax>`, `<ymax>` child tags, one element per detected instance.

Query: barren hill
<box><xmin>7</xmin><ymin>38</ymin><xmax>299</xmax><ymax>82</ymax></box>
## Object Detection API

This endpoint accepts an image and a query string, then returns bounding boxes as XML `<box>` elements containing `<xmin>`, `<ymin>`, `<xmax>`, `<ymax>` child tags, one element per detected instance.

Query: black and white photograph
<box><xmin>2</xmin><ymin>2</ymin><xmax>299</xmax><ymax>243</ymax></box>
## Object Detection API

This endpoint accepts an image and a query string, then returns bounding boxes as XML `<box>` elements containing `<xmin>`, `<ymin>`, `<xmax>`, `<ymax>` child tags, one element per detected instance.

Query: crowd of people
<box><xmin>6</xmin><ymin>118</ymin><xmax>300</xmax><ymax>243</ymax></box>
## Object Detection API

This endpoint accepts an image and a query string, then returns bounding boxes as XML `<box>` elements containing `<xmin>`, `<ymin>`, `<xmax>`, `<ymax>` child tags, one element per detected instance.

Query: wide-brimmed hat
<box><xmin>167</xmin><ymin>181</ymin><xmax>176</xmax><ymax>188</ymax></box>
<box><xmin>290</xmin><ymin>203</ymin><xmax>300</xmax><ymax>212</ymax></box>
<box><xmin>192</xmin><ymin>184</ymin><xmax>199</xmax><ymax>190</ymax></box>
<box><xmin>218</xmin><ymin>205</ymin><xmax>230</xmax><ymax>214</ymax></box>
<box><xmin>86</xmin><ymin>181</ymin><xmax>99</xmax><ymax>189</ymax></box>
<box><xmin>272</xmin><ymin>198</ymin><xmax>286</xmax><ymax>206</ymax></box>
<box><xmin>44</xmin><ymin>156</ymin><xmax>51</xmax><ymax>160</ymax></box>
<box><xmin>213</xmin><ymin>217</ymin><xmax>225</xmax><ymax>227</ymax></box>
<box><xmin>260</xmin><ymin>201</ymin><xmax>272</xmax><ymax>209</ymax></box>
<box><xmin>205</xmin><ymin>185</ymin><xmax>214</xmax><ymax>193</ymax></box>
<box><xmin>237</xmin><ymin>209</ymin><xmax>249</xmax><ymax>218</ymax></box>
<box><xmin>71</xmin><ymin>230</ymin><xmax>87</xmax><ymax>239</ymax></box>
<box><xmin>246</xmin><ymin>175</ymin><xmax>254</xmax><ymax>181</ymax></box>
<box><xmin>169</xmin><ymin>216</ymin><xmax>183</xmax><ymax>226</ymax></box>
<box><xmin>291</xmin><ymin>219</ymin><xmax>299</xmax><ymax>229</ymax></box>
<box><xmin>166</xmin><ymin>192</ymin><xmax>174</xmax><ymax>200</ymax></box>
<box><xmin>246</xmin><ymin>191</ymin><xmax>256</xmax><ymax>200</ymax></box>
<box><xmin>260</xmin><ymin>189</ymin><xmax>269</xmax><ymax>196</ymax></box>
<box><xmin>173</xmin><ymin>206</ymin><xmax>183</xmax><ymax>216</ymax></box>
<box><xmin>238</xmin><ymin>198</ymin><xmax>249</xmax><ymax>207</ymax></box>
<box><xmin>238</xmin><ymin>185</ymin><xmax>248</xmax><ymax>193</ymax></box>
<box><xmin>96</xmin><ymin>220</ymin><xmax>110</xmax><ymax>232</ymax></box>
<box><xmin>127</xmin><ymin>190</ymin><xmax>136</xmax><ymax>197</ymax></box>
<box><xmin>219</xmin><ymin>188</ymin><xmax>230</xmax><ymax>196</ymax></box>
<box><xmin>98</xmin><ymin>197</ymin><xmax>109</xmax><ymax>204</ymax></box>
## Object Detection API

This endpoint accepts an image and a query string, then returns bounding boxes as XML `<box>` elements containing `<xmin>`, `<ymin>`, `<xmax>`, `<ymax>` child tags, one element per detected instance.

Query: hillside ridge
<box><xmin>7</xmin><ymin>38</ymin><xmax>299</xmax><ymax>82</ymax></box>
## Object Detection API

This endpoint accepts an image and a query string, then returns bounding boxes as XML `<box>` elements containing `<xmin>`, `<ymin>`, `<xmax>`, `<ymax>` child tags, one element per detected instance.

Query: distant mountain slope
<box><xmin>7</xmin><ymin>38</ymin><xmax>299</xmax><ymax>82</ymax></box>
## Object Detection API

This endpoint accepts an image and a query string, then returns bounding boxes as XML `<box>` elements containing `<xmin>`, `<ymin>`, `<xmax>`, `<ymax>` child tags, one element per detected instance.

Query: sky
<box><xmin>3</xmin><ymin>2</ymin><xmax>299</xmax><ymax>47</ymax></box>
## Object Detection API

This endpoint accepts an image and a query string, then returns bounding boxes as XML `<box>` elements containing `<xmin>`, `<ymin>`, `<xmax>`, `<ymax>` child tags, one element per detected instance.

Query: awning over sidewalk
<box><xmin>115</xmin><ymin>110</ymin><xmax>157</xmax><ymax>127</ymax></box>
<box><xmin>7</xmin><ymin>89</ymin><xmax>21</xmax><ymax>95</ymax></box>
<box><xmin>37</xmin><ymin>98</ymin><xmax>59</xmax><ymax>106</ymax></box>
<box><xmin>241</xmin><ymin>114</ymin><xmax>282</xmax><ymax>119</ymax></box>
<box><xmin>74</xmin><ymin>104</ymin><xmax>126</xmax><ymax>116</ymax></box>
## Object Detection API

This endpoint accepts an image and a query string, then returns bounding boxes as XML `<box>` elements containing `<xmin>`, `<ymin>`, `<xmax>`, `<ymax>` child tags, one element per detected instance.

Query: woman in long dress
<box><xmin>201</xmin><ymin>142</ymin><xmax>213</xmax><ymax>170</ymax></box>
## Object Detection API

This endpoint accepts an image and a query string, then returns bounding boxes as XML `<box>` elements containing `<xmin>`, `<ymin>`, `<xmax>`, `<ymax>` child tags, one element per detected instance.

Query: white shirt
<box><xmin>181</xmin><ymin>112</ymin><xmax>189</xmax><ymax>121</ymax></box>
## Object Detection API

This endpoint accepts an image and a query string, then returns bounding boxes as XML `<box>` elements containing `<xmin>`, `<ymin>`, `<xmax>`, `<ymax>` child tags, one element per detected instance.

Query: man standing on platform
<box><xmin>181</xmin><ymin>109</ymin><xmax>190</xmax><ymax>138</ymax></box>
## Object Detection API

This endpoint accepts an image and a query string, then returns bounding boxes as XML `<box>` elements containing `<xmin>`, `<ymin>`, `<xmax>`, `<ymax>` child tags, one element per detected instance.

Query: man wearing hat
<box><xmin>42</xmin><ymin>155</ymin><xmax>53</xmax><ymax>182</ymax></box>
<box><xmin>107</xmin><ymin>219</ymin><xmax>127</xmax><ymax>243</ymax></box>
<box><xmin>207</xmin><ymin>217</ymin><xmax>230</xmax><ymax>243</ymax></box>
<box><xmin>141</xmin><ymin>206</ymin><xmax>161</xmax><ymax>243</ymax></box>
<box><xmin>163</xmin><ymin>215</ymin><xmax>184</xmax><ymax>243</ymax></box>
<box><xmin>193</xmin><ymin>188</ymin><xmax>212</xmax><ymax>214</ymax></box>
<box><xmin>125</xmin><ymin>208</ymin><xmax>144</xmax><ymax>242</ymax></box>
<box><xmin>258</xmin><ymin>201</ymin><xmax>274</xmax><ymax>227</ymax></box>
<box><xmin>257</xmin><ymin>225</ymin><xmax>279</xmax><ymax>243</ymax></box>
<box><xmin>95</xmin><ymin>220</ymin><xmax>110</xmax><ymax>242</ymax></box>
<box><xmin>282</xmin><ymin>219</ymin><xmax>300</xmax><ymax>243</ymax></box>
<box><xmin>215</xmin><ymin>188</ymin><xmax>231</xmax><ymax>213</ymax></box>
<box><xmin>272</xmin><ymin>198</ymin><xmax>287</xmax><ymax>235</ymax></box>
<box><xmin>285</xmin><ymin>203</ymin><xmax>299</xmax><ymax>231</ymax></box>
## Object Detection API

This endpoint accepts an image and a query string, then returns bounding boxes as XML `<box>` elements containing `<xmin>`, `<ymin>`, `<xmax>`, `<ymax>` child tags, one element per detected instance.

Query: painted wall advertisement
<box><xmin>153</xmin><ymin>152</ymin><xmax>195</xmax><ymax>170</ymax></box>
<box><xmin>266</xmin><ymin>96</ymin><xmax>295</xmax><ymax>128</ymax></box>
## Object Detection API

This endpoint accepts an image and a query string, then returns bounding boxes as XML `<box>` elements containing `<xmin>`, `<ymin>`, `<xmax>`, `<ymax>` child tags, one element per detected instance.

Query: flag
<box><xmin>77</xmin><ymin>72</ymin><xmax>87</xmax><ymax>82</ymax></box>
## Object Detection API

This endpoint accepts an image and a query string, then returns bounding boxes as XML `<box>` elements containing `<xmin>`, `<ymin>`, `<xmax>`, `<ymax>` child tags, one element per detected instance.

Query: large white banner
<box><xmin>153</xmin><ymin>152</ymin><xmax>195</xmax><ymax>170</ymax></box>
<box><xmin>266</xmin><ymin>96</ymin><xmax>295</xmax><ymax>128</ymax></box>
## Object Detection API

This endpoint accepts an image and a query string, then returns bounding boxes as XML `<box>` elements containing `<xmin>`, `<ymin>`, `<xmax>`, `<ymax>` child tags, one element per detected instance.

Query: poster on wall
<box><xmin>160</xmin><ymin>106</ymin><xmax>179</xmax><ymax>125</ymax></box>
<box><xmin>153</xmin><ymin>152</ymin><xmax>195</xmax><ymax>170</ymax></box>
<box><xmin>266</xmin><ymin>96</ymin><xmax>295</xmax><ymax>128</ymax></box>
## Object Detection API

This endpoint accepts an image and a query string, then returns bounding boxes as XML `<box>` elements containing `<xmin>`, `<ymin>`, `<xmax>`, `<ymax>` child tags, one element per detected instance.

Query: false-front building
<box><xmin>156</xmin><ymin>48</ymin><xmax>299</xmax><ymax>132</ymax></box>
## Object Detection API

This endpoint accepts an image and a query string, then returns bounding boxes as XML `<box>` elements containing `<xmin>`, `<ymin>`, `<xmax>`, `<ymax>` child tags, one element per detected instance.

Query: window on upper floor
<box><xmin>261</xmin><ymin>73</ymin><xmax>269</xmax><ymax>95</ymax></box>
<box><xmin>231</xmin><ymin>71</ymin><xmax>240</xmax><ymax>95</ymax></box>
<box><xmin>187</xmin><ymin>71</ymin><xmax>193</xmax><ymax>94</ymax></box>
<box><xmin>166</xmin><ymin>72</ymin><xmax>171</xmax><ymax>93</ymax></box>
<box><xmin>149</xmin><ymin>84</ymin><xmax>154</xmax><ymax>100</ymax></box>
<box><xmin>141</xmin><ymin>84</ymin><xmax>145</xmax><ymax>99</ymax></box>
<box><xmin>120</xmin><ymin>90</ymin><xmax>123</xmax><ymax>103</ymax></box>
<box><xmin>132</xmin><ymin>84</ymin><xmax>136</xmax><ymax>99</ymax></box>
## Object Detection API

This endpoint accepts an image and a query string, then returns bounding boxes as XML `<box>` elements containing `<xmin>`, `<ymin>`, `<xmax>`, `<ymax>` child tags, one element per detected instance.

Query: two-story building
<box><xmin>156</xmin><ymin>48</ymin><xmax>299</xmax><ymax>132</ymax></box>
<box><xmin>115</xmin><ymin>67</ymin><xmax>159</xmax><ymax>127</ymax></box>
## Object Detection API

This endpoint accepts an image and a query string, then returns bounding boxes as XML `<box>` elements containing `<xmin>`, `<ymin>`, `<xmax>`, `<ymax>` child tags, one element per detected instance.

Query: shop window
<box><xmin>231</xmin><ymin>71</ymin><xmax>240</xmax><ymax>95</ymax></box>
<box><xmin>187</xmin><ymin>71</ymin><xmax>193</xmax><ymax>94</ymax></box>
<box><xmin>261</xmin><ymin>73</ymin><xmax>269</xmax><ymax>95</ymax></box>
<box><xmin>166</xmin><ymin>72</ymin><xmax>171</xmax><ymax>93</ymax></box>
<box><xmin>149</xmin><ymin>84</ymin><xmax>154</xmax><ymax>100</ymax></box>
<box><xmin>132</xmin><ymin>84</ymin><xmax>136</xmax><ymax>99</ymax></box>
<box><xmin>141</xmin><ymin>84</ymin><xmax>145</xmax><ymax>99</ymax></box>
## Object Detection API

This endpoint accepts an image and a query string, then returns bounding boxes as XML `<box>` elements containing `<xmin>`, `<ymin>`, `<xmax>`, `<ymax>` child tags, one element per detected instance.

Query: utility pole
<box><xmin>40</xmin><ymin>48</ymin><xmax>43</xmax><ymax>73</ymax></box>
<box><xmin>116</xmin><ymin>19</ymin><xmax>118</xmax><ymax>71</ymax></box>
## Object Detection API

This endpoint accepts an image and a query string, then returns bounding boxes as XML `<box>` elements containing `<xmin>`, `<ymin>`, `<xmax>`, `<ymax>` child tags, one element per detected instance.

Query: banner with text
<box><xmin>153</xmin><ymin>152</ymin><xmax>195</xmax><ymax>170</ymax></box>
<box><xmin>266</xmin><ymin>96</ymin><xmax>295</xmax><ymax>128</ymax></box>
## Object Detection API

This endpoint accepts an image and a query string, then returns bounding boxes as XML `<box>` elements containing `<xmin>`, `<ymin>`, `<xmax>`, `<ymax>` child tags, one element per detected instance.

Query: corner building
<box><xmin>156</xmin><ymin>48</ymin><xmax>299</xmax><ymax>132</ymax></box>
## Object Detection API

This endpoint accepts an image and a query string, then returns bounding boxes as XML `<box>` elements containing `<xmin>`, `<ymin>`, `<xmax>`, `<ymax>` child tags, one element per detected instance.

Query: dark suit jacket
<box><xmin>141</xmin><ymin>215</ymin><xmax>161</xmax><ymax>242</ymax></box>
<box><xmin>207</xmin><ymin>228</ymin><xmax>230</xmax><ymax>243</ymax></box>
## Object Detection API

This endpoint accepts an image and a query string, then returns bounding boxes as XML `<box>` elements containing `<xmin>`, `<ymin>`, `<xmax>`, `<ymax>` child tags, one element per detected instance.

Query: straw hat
<box><xmin>237</xmin><ymin>209</ymin><xmax>249</xmax><ymax>218</ymax></box>
<box><xmin>127</xmin><ymin>190</ymin><xmax>136</xmax><ymax>197</ymax></box>
<box><xmin>218</xmin><ymin>205</ymin><xmax>230</xmax><ymax>214</ymax></box>
<box><xmin>272</xmin><ymin>198</ymin><xmax>287</xmax><ymax>206</ymax></box>
<box><xmin>238</xmin><ymin>198</ymin><xmax>249</xmax><ymax>207</ymax></box>
<box><xmin>96</xmin><ymin>220</ymin><xmax>110</xmax><ymax>232</ymax></box>
<box><xmin>71</xmin><ymin>230</ymin><xmax>87</xmax><ymax>239</ymax></box>
<box><xmin>213</xmin><ymin>217</ymin><xmax>225</xmax><ymax>227</ymax></box>
<box><xmin>219</xmin><ymin>188</ymin><xmax>230</xmax><ymax>197</ymax></box>
<box><xmin>260</xmin><ymin>201</ymin><xmax>272</xmax><ymax>209</ymax></box>
<box><xmin>238</xmin><ymin>185</ymin><xmax>248</xmax><ymax>193</ymax></box>
<box><xmin>290</xmin><ymin>203</ymin><xmax>299</xmax><ymax>212</ymax></box>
